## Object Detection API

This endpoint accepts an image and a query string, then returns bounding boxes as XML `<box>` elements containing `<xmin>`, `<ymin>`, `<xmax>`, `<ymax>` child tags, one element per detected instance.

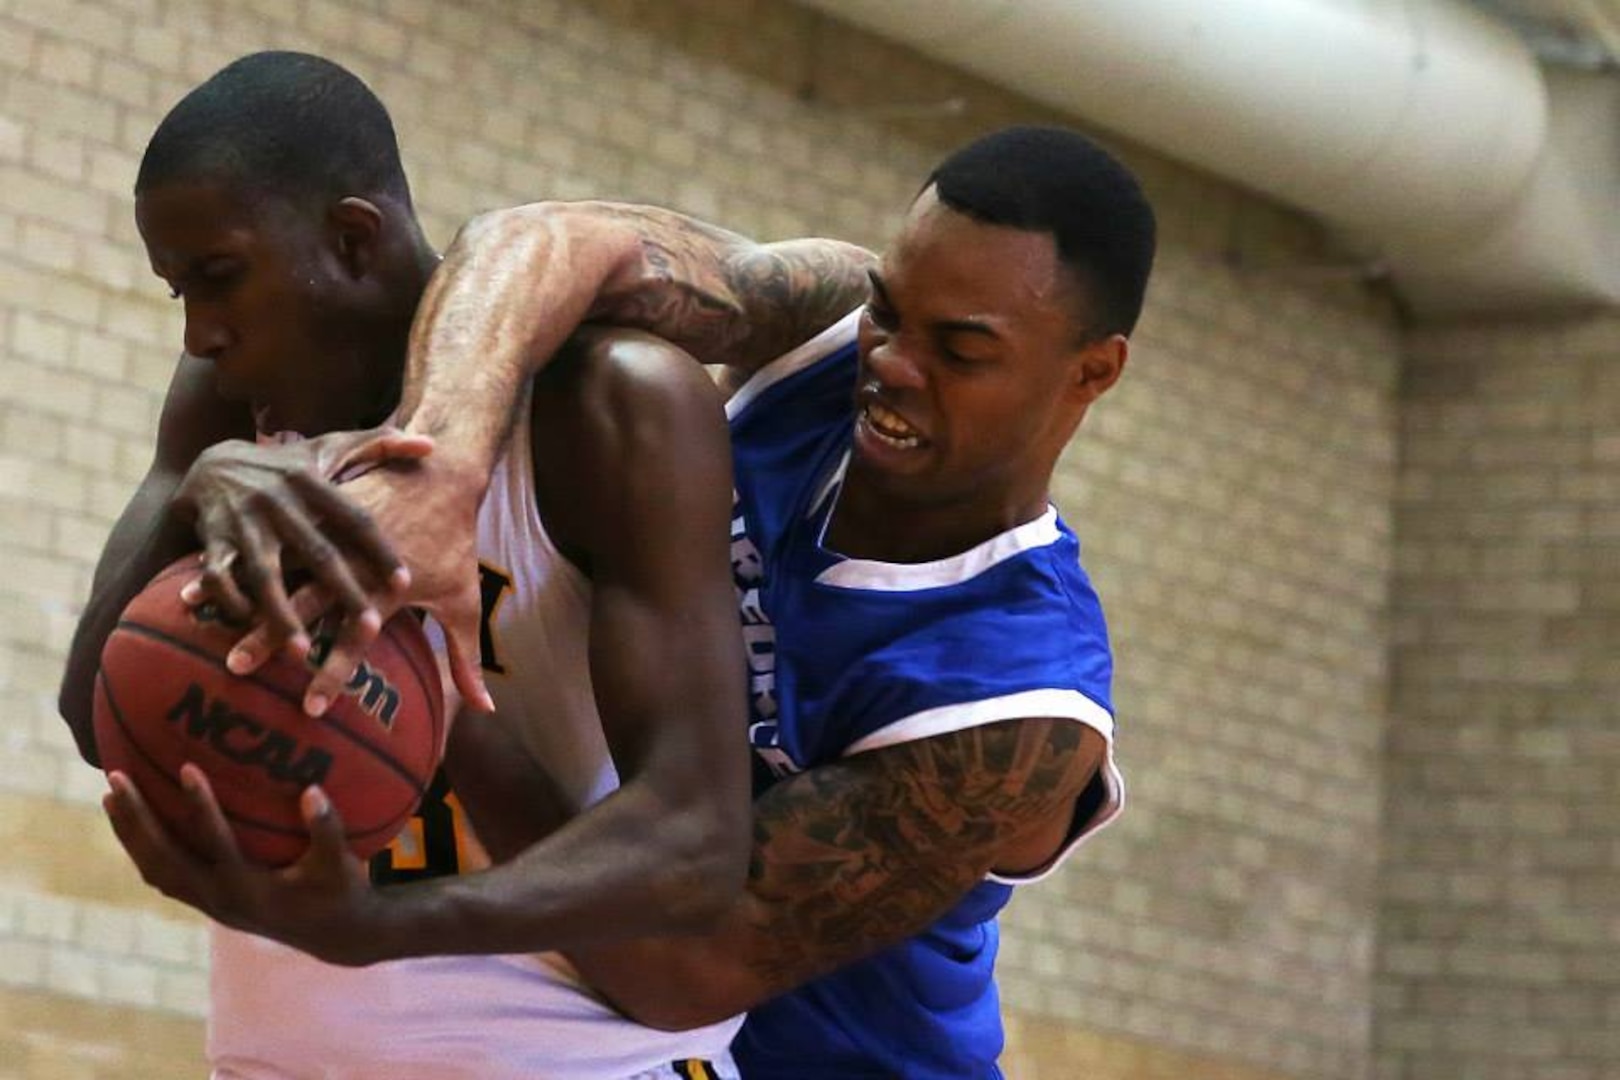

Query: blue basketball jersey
<box><xmin>723</xmin><ymin>312</ymin><xmax>1125</xmax><ymax>1079</ymax></box>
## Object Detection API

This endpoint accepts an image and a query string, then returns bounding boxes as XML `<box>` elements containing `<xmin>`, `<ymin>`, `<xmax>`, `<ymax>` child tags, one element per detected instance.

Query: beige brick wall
<box><xmin>2</xmin><ymin>1</ymin><xmax>1413</xmax><ymax>1077</ymax></box>
<box><xmin>1016</xmin><ymin>247</ymin><xmax>1397</xmax><ymax>1080</ymax></box>
<box><xmin>1376</xmin><ymin>315</ymin><xmax>1620</xmax><ymax>1080</ymax></box>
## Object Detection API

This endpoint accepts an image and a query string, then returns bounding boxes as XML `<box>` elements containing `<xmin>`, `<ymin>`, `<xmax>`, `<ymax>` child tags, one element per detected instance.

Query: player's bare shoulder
<box><xmin>529</xmin><ymin>327</ymin><xmax>723</xmax><ymax>454</ymax></box>
<box><xmin>528</xmin><ymin>328</ymin><xmax>731</xmax><ymax>570</ymax></box>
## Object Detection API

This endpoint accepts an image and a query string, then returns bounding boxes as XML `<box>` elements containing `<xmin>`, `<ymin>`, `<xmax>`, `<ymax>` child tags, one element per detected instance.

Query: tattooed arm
<box><xmin>397</xmin><ymin>200</ymin><xmax>875</xmax><ymax>477</ymax></box>
<box><xmin>260</xmin><ymin>201</ymin><xmax>874</xmax><ymax>708</ymax></box>
<box><xmin>565</xmin><ymin>717</ymin><xmax>1108</xmax><ymax>1030</ymax></box>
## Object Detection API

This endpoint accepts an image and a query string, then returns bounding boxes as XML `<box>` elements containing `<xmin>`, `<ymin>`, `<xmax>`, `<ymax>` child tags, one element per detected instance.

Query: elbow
<box><xmin>623</xmin><ymin>993</ymin><xmax>752</xmax><ymax>1034</ymax></box>
<box><xmin>453</xmin><ymin>201</ymin><xmax>589</xmax><ymax>255</ymax></box>
<box><xmin>56</xmin><ymin>684</ymin><xmax>102</xmax><ymax>770</ymax></box>
<box><xmin>667</xmin><ymin>843</ymin><xmax>749</xmax><ymax>934</ymax></box>
<box><xmin>598</xmin><ymin>954</ymin><xmax>760</xmax><ymax>1033</ymax></box>
<box><xmin>456</xmin><ymin>204</ymin><xmax>537</xmax><ymax>244</ymax></box>
<box><xmin>648</xmin><ymin>799</ymin><xmax>751</xmax><ymax>932</ymax></box>
<box><xmin>450</xmin><ymin>200</ymin><xmax>636</xmax><ymax>278</ymax></box>
<box><xmin>443</xmin><ymin>206</ymin><xmax>539</xmax><ymax>267</ymax></box>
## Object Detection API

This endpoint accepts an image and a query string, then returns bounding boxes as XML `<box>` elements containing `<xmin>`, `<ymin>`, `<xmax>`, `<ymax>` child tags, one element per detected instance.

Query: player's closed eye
<box><xmin>170</xmin><ymin>258</ymin><xmax>244</xmax><ymax>301</ymax></box>
<box><xmin>864</xmin><ymin>301</ymin><xmax>898</xmax><ymax>330</ymax></box>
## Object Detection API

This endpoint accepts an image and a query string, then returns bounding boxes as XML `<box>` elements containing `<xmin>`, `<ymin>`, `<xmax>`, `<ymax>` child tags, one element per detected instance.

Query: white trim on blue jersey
<box><xmin>843</xmin><ymin>687</ymin><xmax>1114</xmax><ymax>756</ymax></box>
<box><xmin>841</xmin><ymin>687</ymin><xmax>1124</xmax><ymax>887</ymax></box>
<box><xmin>815</xmin><ymin>504</ymin><xmax>1064</xmax><ymax>592</ymax></box>
<box><xmin>724</xmin><ymin>309</ymin><xmax>864</xmax><ymax>422</ymax></box>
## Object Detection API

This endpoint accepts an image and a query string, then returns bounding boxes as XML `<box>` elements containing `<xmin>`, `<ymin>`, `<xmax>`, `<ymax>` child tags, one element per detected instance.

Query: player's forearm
<box><xmin>377</xmin><ymin>777</ymin><xmax>746</xmax><ymax>959</ymax></box>
<box><xmin>575</xmin><ymin>721</ymin><xmax>1106</xmax><ymax>1027</ymax></box>
<box><xmin>391</xmin><ymin>201</ymin><xmax>872</xmax><ymax>484</ymax></box>
<box><xmin>392</xmin><ymin>203</ymin><xmax>641</xmax><ymax>487</ymax></box>
<box><xmin>58</xmin><ymin>485</ymin><xmax>196</xmax><ymax>764</ymax></box>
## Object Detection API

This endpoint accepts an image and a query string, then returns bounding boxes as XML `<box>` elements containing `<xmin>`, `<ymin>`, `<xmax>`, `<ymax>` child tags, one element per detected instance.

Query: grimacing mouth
<box><xmin>861</xmin><ymin>398</ymin><xmax>924</xmax><ymax>448</ymax></box>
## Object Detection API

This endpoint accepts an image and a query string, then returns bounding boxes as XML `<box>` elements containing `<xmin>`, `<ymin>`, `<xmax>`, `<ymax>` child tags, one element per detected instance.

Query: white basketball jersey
<box><xmin>210</xmin><ymin>394</ymin><xmax>742</xmax><ymax>1079</ymax></box>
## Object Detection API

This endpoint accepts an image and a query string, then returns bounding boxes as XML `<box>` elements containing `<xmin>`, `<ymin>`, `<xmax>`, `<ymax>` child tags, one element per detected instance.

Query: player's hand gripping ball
<box><xmin>93</xmin><ymin>555</ymin><xmax>444</xmax><ymax>866</ymax></box>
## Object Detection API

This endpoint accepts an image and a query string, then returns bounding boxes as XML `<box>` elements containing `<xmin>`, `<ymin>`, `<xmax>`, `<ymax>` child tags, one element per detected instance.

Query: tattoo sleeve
<box><xmin>733</xmin><ymin>716</ymin><xmax>1104</xmax><ymax>993</ymax></box>
<box><xmin>590</xmin><ymin>204</ymin><xmax>877</xmax><ymax>376</ymax></box>
<box><xmin>395</xmin><ymin>199</ymin><xmax>873</xmax><ymax>501</ymax></box>
<box><xmin>566</xmin><ymin>716</ymin><xmax>1107</xmax><ymax>1026</ymax></box>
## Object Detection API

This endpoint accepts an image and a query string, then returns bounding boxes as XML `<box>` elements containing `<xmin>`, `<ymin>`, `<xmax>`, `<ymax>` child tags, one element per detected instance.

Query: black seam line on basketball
<box><xmin>100</xmin><ymin>659</ymin><xmax>421</xmax><ymax>840</ymax></box>
<box><xmin>112</xmin><ymin>619</ymin><xmax>429</xmax><ymax>797</ymax></box>
<box><xmin>387</xmin><ymin>615</ymin><xmax>444</xmax><ymax>755</ymax></box>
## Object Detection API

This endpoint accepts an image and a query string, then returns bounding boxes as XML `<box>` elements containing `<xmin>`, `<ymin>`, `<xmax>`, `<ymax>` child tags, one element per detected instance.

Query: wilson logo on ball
<box><xmin>165</xmin><ymin>682</ymin><xmax>335</xmax><ymax>788</ymax></box>
<box><xmin>306</xmin><ymin>635</ymin><xmax>402</xmax><ymax>730</ymax></box>
<box><xmin>192</xmin><ymin>604</ymin><xmax>402</xmax><ymax>730</ymax></box>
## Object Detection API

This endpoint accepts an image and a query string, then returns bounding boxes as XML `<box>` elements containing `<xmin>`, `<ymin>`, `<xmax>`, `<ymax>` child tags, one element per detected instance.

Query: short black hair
<box><xmin>928</xmin><ymin>126</ymin><xmax>1156</xmax><ymax>339</ymax></box>
<box><xmin>136</xmin><ymin>51</ymin><xmax>411</xmax><ymax>208</ymax></box>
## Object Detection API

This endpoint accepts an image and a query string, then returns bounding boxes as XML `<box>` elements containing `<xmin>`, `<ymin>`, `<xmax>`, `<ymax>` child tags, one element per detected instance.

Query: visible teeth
<box><xmin>866</xmin><ymin>401</ymin><xmax>918</xmax><ymax>439</ymax></box>
<box><xmin>863</xmin><ymin>401</ymin><xmax>921</xmax><ymax>448</ymax></box>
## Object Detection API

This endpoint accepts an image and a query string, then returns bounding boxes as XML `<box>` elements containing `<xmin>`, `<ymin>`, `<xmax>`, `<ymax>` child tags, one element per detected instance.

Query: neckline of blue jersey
<box><xmin>807</xmin><ymin>449</ymin><xmax>1066</xmax><ymax>592</ymax></box>
<box><xmin>725</xmin><ymin>308</ymin><xmax>864</xmax><ymax>423</ymax></box>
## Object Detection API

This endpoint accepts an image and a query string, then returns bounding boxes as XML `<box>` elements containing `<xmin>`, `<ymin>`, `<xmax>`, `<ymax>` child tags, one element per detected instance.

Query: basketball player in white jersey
<box><xmin>60</xmin><ymin>52</ymin><xmax>753</xmax><ymax>1079</ymax></box>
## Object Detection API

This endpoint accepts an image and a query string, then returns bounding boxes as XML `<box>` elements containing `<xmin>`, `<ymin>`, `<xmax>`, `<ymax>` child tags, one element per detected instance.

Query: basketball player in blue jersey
<box><xmin>64</xmin><ymin>52</ymin><xmax>757</xmax><ymax>1078</ymax></box>
<box><xmin>107</xmin><ymin>126</ymin><xmax>1156</xmax><ymax>1077</ymax></box>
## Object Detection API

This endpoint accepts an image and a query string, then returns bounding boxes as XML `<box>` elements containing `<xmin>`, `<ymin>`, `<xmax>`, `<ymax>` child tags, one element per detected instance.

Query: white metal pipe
<box><xmin>802</xmin><ymin>0</ymin><xmax>1548</xmax><ymax>243</ymax></box>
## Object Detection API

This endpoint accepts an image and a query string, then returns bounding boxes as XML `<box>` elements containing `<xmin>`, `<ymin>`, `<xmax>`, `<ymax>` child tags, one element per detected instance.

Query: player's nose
<box><xmin>183</xmin><ymin>304</ymin><xmax>232</xmax><ymax>361</ymax></box>
<box><xmin>864</xmin><ymin>335</ymin><xmax>926</xmax><ymax>391</ymax></box>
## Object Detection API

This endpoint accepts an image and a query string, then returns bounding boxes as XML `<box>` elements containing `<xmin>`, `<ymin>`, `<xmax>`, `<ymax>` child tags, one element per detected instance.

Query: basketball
<box><xmin>92</xmin><ymin>555</ymin><xmax>444</xmax><ymax>867</ymax></box>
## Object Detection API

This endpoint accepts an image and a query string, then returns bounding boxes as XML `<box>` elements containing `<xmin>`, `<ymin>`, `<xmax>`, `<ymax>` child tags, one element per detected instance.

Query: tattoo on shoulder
<box><xmin>741</xmin><ymin>718</ymin><xmax>1102</xmax><ymax>990</ymax></box>
<box><xmin>722</xmin><ymin>239</ymin><xmax>877</xmax><ymax>368</ymax></box>
<box><xmin>592</xmin><ymin>204</ymin><xmax>875</xmax><ymax>374</ymax></box>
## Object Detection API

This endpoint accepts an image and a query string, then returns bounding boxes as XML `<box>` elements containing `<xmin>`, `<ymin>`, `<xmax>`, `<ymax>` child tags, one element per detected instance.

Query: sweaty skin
<box><xmin>108</xmin><ymin>192</ymin><xmax>1117</xmax><ymax>1027</ymax></box>
<box><xmin>390</xmin><ymin>193</ymin><xmax>1120</xmax><ymax>1027</ymax></box>
<box><xmin>73</xmin><ymin>180</ymin><xmax>753</xmax><ymax>967</ymax></box>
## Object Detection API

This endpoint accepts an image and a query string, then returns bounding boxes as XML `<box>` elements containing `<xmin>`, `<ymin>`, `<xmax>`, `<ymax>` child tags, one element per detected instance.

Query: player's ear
<box><xmin>1071</xmin><ymin>333</ymin><xmax>1128</xmax><ymax>404</ymax></box>
<box><xmin>328</xmin><ymin>197</ymin><xmax>384</xmax><ymax>279</ymax></box>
